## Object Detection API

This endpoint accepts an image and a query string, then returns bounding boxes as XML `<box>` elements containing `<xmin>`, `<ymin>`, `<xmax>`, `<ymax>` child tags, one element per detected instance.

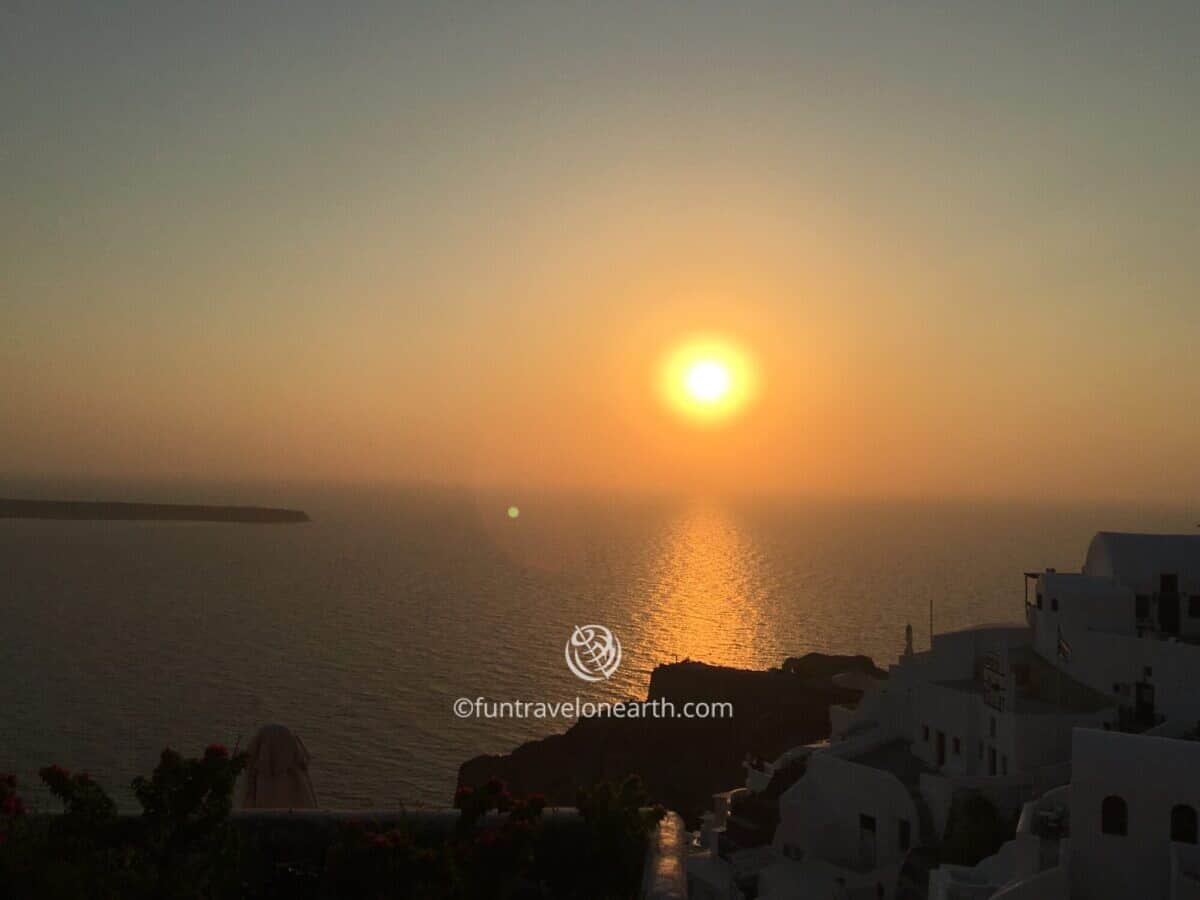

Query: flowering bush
<box><xmin>321</xmin><ymin>777</ymin><xmax>661</xmax><ymax>899</ymax></box>
<box><xmin>1</xmin><ymin>772</ymin><xmax>27</xmax><ymax>845</ymax></box>
<box><xmin>1</xmin><ymin>757</ymin><xmax>662</xmax><ymax>899</ymax></box>
<box><xmin>0</xmin><ymin>745</ymin><xmax>246</xmax><ymax>900</ymax></box>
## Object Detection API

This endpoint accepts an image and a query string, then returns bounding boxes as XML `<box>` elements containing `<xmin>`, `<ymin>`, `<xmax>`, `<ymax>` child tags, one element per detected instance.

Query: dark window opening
<box><xmin>1173</xmin><ymin>805</ymin><xmax>1198</xmax><ymax>844</ymax></box>
<box><xmin>1190</xmin><ymin>596</ymin><xmax>1200</xmax><ymax>618</ymax></box>
<box><xmin>1051</xmin><ymin>596</ymin><xmax>1059</xmax><ymax>611</ymax></box>
<box><xmin>923</xmin><ymin>725</ymin><xmax>930</xmax><ymax>741</ymax></box>
<box><xmin>1136</xmin><ymin>595</ymin><xmax>1150</xmax><ymax>619</ymax></box>
<box><xmin>1102</xmin><ymin>796</ymin><xmax>1128</xmax><ymax>836</ymax></box>
<box><xmin>990</xmin><ymin>717</ymin><xmax>997</xmax><ymax>738</ymax></box>
<box><xmin>1162</xmin><ymin>573</ymin><xmax>1179</xmax><ymax>594</ymax></box>
<box><xmin>953</xmin><ymin>737</ymin><xmax>961</xmax><ymax>755</ymax></box>
<box><xmin>860</xmin><ymin>814</ymin><xmax>877</xmax><ymax>867</ymax></box>
<box><xmin>1001</xmin><ymin>755</ymin><xmax>1008</xmax><ymax>776</ymax></box>
<box><xmin>1036</xmin><ymin>593</ymin><xmax>1043</xmax><ymax>609</ymax></box>
<box><xmin>898</xmin><ymin>818</ymin><xmax>911</xmax><ymax>852</ymax></box>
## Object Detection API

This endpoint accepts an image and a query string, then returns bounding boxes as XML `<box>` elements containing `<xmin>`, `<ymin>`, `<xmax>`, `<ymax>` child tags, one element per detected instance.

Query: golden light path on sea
<box><xmin>638</xmin><ymin>505</ymin><xmax>773</xmax><ymax>672</ymax></box>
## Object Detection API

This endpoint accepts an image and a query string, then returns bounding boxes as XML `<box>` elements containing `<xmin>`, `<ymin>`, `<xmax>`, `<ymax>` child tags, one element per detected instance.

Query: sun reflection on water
<box><xmin>636</xmin><ymin>505</ymin><xmax>776</xmax><ymax>672</ymax></box>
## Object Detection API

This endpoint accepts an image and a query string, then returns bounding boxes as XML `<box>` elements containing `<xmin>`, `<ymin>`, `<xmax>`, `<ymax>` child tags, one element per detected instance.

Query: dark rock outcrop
<box><xmin>457</xmin><ymin>654</ymin><xmax>878</xmax><ymax>824</ymax></box>
<box><xmin>780</xmin><ymin>652</ymin><xmax>886</xmax><ymax>682</ymax></box>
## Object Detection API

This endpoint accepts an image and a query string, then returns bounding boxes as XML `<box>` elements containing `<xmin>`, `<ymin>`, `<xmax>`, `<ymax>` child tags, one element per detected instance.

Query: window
<box><xmin>1051</xmin><ymin>596</ymin><xmax>1059</xmax><ymax>611</ymax></box>
<box><xmin>923</xmin><ymin>725</ymin><xmax>930</xmax><ymax>741</ymax></box>
<box><xmin>1190</xmin><ymin>596</ymin><xmax>1200</xmax><ymax>618</ymax></box>
<box><xmin>1145</xmin><ymin>666</ymin><xmax>1153</xmax><ymax>678</ymax></box>
<box><xmin>898</xmin><ymin>818</ymin><xmax>911</xmax><ymax>852</ymax></box>
<box><xmin>1001</xmin><ymin>755</ymin><xmax>1008</xmax><ymax>775</ymax></box>
<box><xmin>1162</xmin><ymin>573</ymin><xmax>1179</xmax><ymax>594</ymax></box>
<box><xmin>952</xmin><ymin>736</ymin><xmax>961</xmax><ymax>755</ymax></box>
<box><xmin>1172</xmin><ymin>805</ymin><xmax>1198</xmax><ymax>844</ymax></box>
<box><xmin>990</xmin><ymin>717</ymin><xmax>997</xmax><ymax>738</ymax></box>
<box><xmin>860</xmin><ymin>813</ymin><xmax>877</xmax><ymax>867</ymax></box>
<box><xmin>1102</xmin><ymin>796</ymin><xmax>1128</xmax><ymax>836</ymax></box>
<box><xmin>1036</xmin><ymin>593</ymin><xmax>1043</xmax><ymax>609</ymax></box>
<box><xmin>1136</xmin><ymin>595</ymin><xmax>1150</xmax><ymax>619</ymax></box>
<box><xmin>979</xmin><ymin>742</ymin><xmax>984</xmax><ymax>760</ymax></box>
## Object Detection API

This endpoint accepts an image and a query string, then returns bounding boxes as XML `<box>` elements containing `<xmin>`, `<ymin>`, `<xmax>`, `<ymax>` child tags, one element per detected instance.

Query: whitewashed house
<box><xmin>930</xmin><ymin>726</ymin><xmax>1200</xmax><ymax>899</ymax></box>
<box><xmin>926</xmin><ymin>531</ymin><xmax>1200</xmax><ymax>899</ymax></box>
<box><xmin>759</xmin><ymin>623</ymin><xmax>1114</xmax><ymax>899</ymax></box>
<box><xmin>1027</xmin><ymin>532</ymin><xmax>1200</xmax><ymax>727</ymax></box>
<box><xmin>692</xmin><ymin>532</ymin><xmax>1200</xmax><ymax>899</ymax></box>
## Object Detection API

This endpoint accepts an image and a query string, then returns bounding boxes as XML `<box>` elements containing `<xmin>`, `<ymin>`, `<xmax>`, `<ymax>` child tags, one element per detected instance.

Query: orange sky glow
<box><xmin>3</xmin><ymin>4</ymin><xmax>1199</xmax><ymax>503</ymax></box>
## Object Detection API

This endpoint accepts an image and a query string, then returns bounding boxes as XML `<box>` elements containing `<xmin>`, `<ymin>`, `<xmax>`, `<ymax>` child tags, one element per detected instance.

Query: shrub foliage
<box><xmin>0</xmin><ymin>755</ymin><xmax>663</xmax><ymax>900</ymax></box>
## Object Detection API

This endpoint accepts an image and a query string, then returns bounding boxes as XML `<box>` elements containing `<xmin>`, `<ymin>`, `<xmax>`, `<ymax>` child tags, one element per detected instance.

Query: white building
<box><xmin>931</xmin><ymin>726</ymin><xmax>1200</xmax><ymax>900</ymax></box>
<box><xmin>927</xmin><ymin>531</ymin><xmax>1200</xmax><ymax>900</ymax></box>
<box><xmin>1027</xmin><ymin>532</ymin><xmax>1200</xmax><ymax>727</ymax></box>
<box><xmin>688</xmin><ymin>532</ymin><xmax>1200</xmax><ymax>899</ymax></box>
<box><xmin>756</xmin><ymin>623</ymin><xmax>1114</xmax><ymax>899</ymax></box>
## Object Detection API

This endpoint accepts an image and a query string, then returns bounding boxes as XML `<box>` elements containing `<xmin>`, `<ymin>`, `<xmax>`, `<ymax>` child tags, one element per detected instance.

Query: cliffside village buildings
<box><xmin>688</xmin><ymin>532</ymin><xmax>1200</xmax><ymax>900</ymax></box>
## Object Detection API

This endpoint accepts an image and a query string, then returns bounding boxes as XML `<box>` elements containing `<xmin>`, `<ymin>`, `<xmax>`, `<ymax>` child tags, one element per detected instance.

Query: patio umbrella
<box><xmin>240</xmin><ymin>723</ymin><xmax>318</xmax><ymax>809</ymax></box>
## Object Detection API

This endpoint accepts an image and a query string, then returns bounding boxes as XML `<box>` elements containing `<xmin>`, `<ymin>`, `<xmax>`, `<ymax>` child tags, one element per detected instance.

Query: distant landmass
<box><xmin>0</xmin><ymin>499</ymin><xmax>310</xmax><ymax>523</ymax></box>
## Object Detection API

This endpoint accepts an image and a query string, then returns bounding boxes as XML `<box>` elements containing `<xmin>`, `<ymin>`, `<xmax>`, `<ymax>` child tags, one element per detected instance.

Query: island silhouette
<box><xmin>0</xmin><ymin>498</ymin><xmax>310</xmax><ymax>524</ymax></box>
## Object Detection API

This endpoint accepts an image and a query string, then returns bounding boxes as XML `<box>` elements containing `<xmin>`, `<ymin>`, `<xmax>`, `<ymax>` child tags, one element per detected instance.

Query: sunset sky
<box><xmin>4</xmin><ymin>3</ymin><xmax>1199</xmax><ymax>501</ymax></box>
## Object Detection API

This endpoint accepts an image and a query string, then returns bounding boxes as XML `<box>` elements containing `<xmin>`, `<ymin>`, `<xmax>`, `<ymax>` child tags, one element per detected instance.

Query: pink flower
<box><xmin>204</xmin><ymin>744</ymin><xmax>229</xmax><ymax>760</ymax></box>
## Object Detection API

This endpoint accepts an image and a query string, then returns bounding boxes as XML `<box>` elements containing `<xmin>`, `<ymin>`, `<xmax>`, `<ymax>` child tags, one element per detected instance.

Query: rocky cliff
<box><xmin>457</xmin><ymin>653</ymin><xmax>883</xmax><ymax>823</ymax></box>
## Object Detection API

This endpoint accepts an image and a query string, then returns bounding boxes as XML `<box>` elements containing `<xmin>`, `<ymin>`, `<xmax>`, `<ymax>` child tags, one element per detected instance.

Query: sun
<box><xmin>660</xmin><ymin>336</ymin><xmax>757</xmax><ymax>424</ymax></box>
<box><xmin>684</xmin><ymin>360</ymin><xmax>732</xmax><ymax>404</ymax></box>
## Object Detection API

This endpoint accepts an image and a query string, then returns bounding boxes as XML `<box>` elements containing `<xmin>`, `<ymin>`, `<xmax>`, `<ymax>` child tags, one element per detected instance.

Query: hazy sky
<box><xmin>4</xmin><ymin>2</ymin><xmax>1199</xmax><ymax>501</ymax></box>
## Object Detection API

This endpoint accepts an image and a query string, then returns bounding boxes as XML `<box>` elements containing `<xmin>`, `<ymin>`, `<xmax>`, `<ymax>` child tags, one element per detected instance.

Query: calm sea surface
<box><xmin>1</xmin><ymin>486</ymin><xmax>1194</xmax><ymax>810</ymax></box>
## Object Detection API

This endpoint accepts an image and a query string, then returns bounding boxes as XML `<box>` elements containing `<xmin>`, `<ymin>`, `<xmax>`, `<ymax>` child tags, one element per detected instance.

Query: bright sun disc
<box><xmin>684</xmin><ymin>360</ymin><xmax>732</xmax><ymax>404</ymax></box>
<box><xmin>660</xmin><ymin>336</ymin><xmax>756</xmax><ymax>424</ymax></box>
